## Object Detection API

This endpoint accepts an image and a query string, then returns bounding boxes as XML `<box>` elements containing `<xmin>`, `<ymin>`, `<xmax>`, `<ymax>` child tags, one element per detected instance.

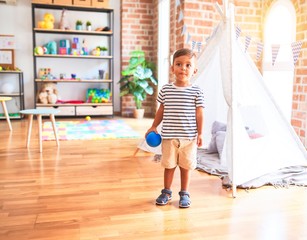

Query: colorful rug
<box><xmin>42</xmin><ymin>119</ymin><xmax>140</xmax><ymax>141</ymax></box>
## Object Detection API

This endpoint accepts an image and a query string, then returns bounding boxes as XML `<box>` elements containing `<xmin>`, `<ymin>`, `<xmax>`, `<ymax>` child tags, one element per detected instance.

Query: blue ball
<box><xmin>146</xmin><ymin>131</ymin><xmax>162</xmax><ymax>147</ymax></box>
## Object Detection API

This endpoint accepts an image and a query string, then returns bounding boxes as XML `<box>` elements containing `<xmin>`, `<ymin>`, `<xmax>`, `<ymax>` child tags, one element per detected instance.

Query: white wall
<box><xmin>0</xmin><ymin>0</ymin><xmax>121</xmax><ymax>112</ymax></box>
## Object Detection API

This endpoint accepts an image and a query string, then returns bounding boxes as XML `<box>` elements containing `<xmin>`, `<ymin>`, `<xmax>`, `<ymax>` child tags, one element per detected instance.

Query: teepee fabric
<box><xmin>256</xmin><ymin>41</ymin><xmax>264</xmax><ymax>61</ymax></box>
<box><xmin>271</xmin><ymin>44</ymin><xmax>280</xmax><ymax>66</ymax></box>
<box><xmin>244</xmin><ymin>35</ymin><xmax>251</xmax><ymax>52</ymax></box>
<box><xmin>291</xmin><ymin>41</ymin><xmax>303</xmax><ymax>65</ymax></box>
<box><xmin>194</xmin><ymin>3</ymin><xmax>307</xmax><ymax>191</ymax></box>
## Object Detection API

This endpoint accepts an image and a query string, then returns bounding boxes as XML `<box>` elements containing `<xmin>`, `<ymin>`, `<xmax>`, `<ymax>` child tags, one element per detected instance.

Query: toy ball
<box><xmin>85</xmin><ymin>116</ymin><xmax>91</xmax><ymax>121</ymax></box>
<box><xmin>146</xmin><ymin>131</ymin><xmax>162</xmax><ymax>147</ymax></box>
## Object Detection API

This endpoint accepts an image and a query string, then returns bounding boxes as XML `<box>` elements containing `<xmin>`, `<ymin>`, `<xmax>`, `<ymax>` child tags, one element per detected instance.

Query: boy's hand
<box><xmin>197</xmin><ymin>134</ymin><xmax>203</xmax><ymax>147</ymax></box>
<box><xmin>145</xmin><ymin>127</ymin><xmax>158</xmax><ymax>138</ymax></box>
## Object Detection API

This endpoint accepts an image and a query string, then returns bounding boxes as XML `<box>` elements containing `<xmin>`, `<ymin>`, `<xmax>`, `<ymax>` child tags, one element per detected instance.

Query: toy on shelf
<box><xmin>37</xmin><ymin>13</ymin><xmax>55</xmax><ymax>29</ymax></box>
<box><xmin>59</xmin><ymin>9</ymin><xmax>70</xmax><ymax>30</ymax></box>
<box><xmin>92</xmin><ymin>47</ymin><xmax>100</xmax><ymax>56</ymax></box>
<box><xmin>34</xmin><ymin>46</ymin><xmax>45</xmax><ymax>55</ymax></box>
<box><xmin>38</xmin><ymin>68</ymin><xmax>56</xmax><ymax>80</ymax></box>
<box><xmin>37</xmin><ymin>82</ymin><xmax>58</xmax><ymax>104</ymax></box>
<box><xmin>44</xmin><ymin>41</ymin><xmax>57</xmax><ymax>54</ymax></box>
<box><xmin>59</xmin><ymin>39</ymin><xmax>70</xmax><ymax>55</ymax></box>
<box><xmin>86</xmin><ymin>88</ymin><xmax>110</xmax><ymax>103</ymax></box>
<box><xmin>81</xmin><ymin>39</ymin><xmax>89</xmax><ymax>55</ymax></box>
<box><xmin>71</xmin><ymin>38</ymin><xmax>81</xmax><ymax>55</ymax></box>
<box><xmin>34</xmin><ymin>41</ymin><xmax>57</xmax><ymax>56</ymax></box>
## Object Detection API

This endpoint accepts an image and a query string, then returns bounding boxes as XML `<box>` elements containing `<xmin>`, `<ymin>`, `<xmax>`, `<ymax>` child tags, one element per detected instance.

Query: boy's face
<box><xmin>171</xmin><ymin>55</ymin><xmax>198</xmax><ymax>84</ymax></box>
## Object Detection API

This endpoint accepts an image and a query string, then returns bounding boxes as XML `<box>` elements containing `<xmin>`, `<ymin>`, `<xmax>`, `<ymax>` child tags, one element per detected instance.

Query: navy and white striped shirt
<box><xmin>158</xmin><ymin>83</ymin><xmax>205</xmax><ymax>139</ymax></box>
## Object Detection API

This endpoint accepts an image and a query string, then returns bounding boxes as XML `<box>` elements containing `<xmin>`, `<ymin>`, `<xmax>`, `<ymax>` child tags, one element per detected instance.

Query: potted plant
<box><xmin>100</xmin><ymin>46</ymin><xmax>108</xmax><ymax>55</ymax></box>
<box><xmin>76</xmin><ymin>20</ymin><xmax>83</xmax><ymax>30</ymax></box>
<box><xmin>118</xmin><ymin>50</ymin><xmax>158</xmax><ymax>118</ymax></box>
<box><xmin>86</xmin><ymin>21</ymin><xmax>92</xmax><ymax>31</ymax></box>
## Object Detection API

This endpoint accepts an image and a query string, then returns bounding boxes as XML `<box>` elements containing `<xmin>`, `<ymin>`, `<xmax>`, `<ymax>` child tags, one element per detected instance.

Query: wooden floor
<box><xmin>0</xmin><ymin>117</ymin><xmax>307</xmax><ymax>240</ymax></box>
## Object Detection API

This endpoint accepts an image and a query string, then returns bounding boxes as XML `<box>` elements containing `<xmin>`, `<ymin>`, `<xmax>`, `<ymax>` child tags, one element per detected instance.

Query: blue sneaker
<box><xmin>179</xmin><ymin>191</ymin><xmax>191</xmax><ymax>208</ymax></box>
<box><xmin>156</xmin><ymin>189</ymin><xmax>172</xmax><ymax>205</ymax></box>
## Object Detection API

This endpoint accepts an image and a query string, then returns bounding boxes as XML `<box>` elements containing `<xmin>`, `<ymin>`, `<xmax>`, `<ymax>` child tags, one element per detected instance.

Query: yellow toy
<box><xmin>37</xmin><ymin>13</ymin><xmax>55</xmax><ymax>29</ymax></box>
<box><xmin>85</xmin><ymin>116</ymin><xmax>91</xmax><ymax>121</ymax></box>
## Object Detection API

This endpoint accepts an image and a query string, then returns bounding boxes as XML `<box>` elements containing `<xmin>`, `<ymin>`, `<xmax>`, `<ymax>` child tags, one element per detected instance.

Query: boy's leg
<box><xmin>179</xmin><ymin>167</ymin><xmax>191</xmax><ymax>191</ymax></box>
<box><xmin>156</xmin><ymin>167</ymin><xmax>176</xmax><ymax>205</ymax></box>
<box><xmin>179</xmin><ymin>167</ymin><xmax>192</xmax><ymax>208</ymax></box>
<box><xmin>164</xmin><ymin>167</ymin><xmax>176</xmax><ymax>189</ymax></box>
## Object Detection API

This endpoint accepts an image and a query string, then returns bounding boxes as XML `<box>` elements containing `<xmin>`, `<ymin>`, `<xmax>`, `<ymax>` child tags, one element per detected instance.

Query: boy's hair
<box><xmin>172</xmin><ymin>48</ymin><xmax>196</xmax><ymax>65</ymax></box>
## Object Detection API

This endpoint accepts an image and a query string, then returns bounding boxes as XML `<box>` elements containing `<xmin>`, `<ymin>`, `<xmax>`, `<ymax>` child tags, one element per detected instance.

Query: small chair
<box><xmin>20</xmin><ymin>108</ymin><xmax>60</xmax><ymax>153</ymax></box>
<box><xmin>0</xmin><ymin>96</ymin><xmax>13</xmax><ymax>131</ymax></box>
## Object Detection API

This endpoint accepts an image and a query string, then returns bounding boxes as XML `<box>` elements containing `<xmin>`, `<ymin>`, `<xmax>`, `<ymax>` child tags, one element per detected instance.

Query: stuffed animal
<box><xmin>44</xmin><ymin>41</ymin><xmax>57</xmax><ymax>54</ymax></box>
<box><xmin>37</xmin><ymin>83</ymin><xmax>58</xmax><ymax>104</ymax></box>
<box><xmin>37</xmin><ymin>13</ymin><xmax>55</xmax><ymax>29</ymax></box>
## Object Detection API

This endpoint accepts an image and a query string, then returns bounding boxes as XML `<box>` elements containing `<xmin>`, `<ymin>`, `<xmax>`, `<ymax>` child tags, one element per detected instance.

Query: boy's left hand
<box><xmin>197</xmin><ymin>135</ymin><xmax>203</xmax><ymax>147</ymax></box>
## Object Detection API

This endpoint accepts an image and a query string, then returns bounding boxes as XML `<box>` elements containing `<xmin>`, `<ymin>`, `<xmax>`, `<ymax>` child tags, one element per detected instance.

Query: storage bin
<box><xmin>53</xmin><ymin>0</ymin><xmax>73</xmax><ymax>5</ymax></box>
<box><xmin>92</xmin><ymin>0</ymin><xmax>109</xmax><ymax>8</ymax></box>
<box><xmin>76</xmin><ymin>105</ymin><xmax>113</xmax><ymax>116</ymax></box>
<box><xmin>73</xmin><ymin>0</ymin><xmax>91</xmax><ymax>7</ymax></box>
<box><xmin>37</xmin><ymin>106</ymin><xmax>75</xmax><ymax>116</ymax></box>
<box><xmin>32</xmin><ymin>0</ymin><xmax>53</xmax><ymax>3</ymax></box>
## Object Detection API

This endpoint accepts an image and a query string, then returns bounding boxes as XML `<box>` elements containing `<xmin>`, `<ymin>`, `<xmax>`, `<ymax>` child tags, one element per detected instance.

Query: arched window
<box><xmin>262</xmin><ymin>0</ymin><xmax>296</xmax><ymax>122</ymax></box>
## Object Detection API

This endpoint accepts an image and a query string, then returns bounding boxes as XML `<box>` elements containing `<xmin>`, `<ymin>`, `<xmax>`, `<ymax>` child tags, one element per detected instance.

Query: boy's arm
<box><xmin>196</xmin><ymin>106</ymin><xmax>204</xmax><ymax>147</ymax></box>
<box><xmin>145</xmin><ymin>104</ymin><xmax>164</xmax><ymax>137</ymax></box>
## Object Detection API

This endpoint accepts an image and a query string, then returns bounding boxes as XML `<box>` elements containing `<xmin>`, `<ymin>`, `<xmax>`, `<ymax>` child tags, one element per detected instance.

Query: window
<box><xmin>262</xmin><ymin>0</ymin><xmax>296</xmax><ymax>122</ymax></box>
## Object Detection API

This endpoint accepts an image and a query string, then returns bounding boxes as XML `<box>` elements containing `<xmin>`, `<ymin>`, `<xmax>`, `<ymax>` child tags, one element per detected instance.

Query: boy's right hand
<box><xmin>145</xmin><ymin>127</ymin><xmax>158</xmax><ymax>138</ymax></box>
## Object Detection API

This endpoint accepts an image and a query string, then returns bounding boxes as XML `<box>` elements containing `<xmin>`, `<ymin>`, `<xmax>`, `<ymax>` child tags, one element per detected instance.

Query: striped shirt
<box><xmin>157</xmin><ymin>83</ymin><xmax>205</xmax><ymax>139</ymax></box>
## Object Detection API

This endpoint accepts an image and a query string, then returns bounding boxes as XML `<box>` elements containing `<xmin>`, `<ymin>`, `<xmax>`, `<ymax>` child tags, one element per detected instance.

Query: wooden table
<box><xmin>0</xmin><ymin>96</ymin><xmax>13</xmax><ymax>131</ymax></box>
<box><xmin>20</xmin><ymin>108</ymin><xmax>60</xmax><ymax>153</ymax></box>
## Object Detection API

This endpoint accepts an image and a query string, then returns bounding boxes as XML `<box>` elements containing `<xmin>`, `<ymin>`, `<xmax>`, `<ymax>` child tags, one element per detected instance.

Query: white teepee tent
<box><xmin>195</xmin><ymin>2</ymin><xmax>307</xmax><ymax>196</ymax></box>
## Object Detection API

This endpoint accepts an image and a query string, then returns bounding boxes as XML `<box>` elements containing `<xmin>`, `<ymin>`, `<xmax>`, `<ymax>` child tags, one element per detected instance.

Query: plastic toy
<box><xmin>85</xmin><ymin>116</ymin><xmax>91</xmax><ymax>121</ymax></box>
<box><xmin>146</xmin><ymin>131</ymin><xmax>162</xmax><ymax>147</ymax></box>
<box><xmin>86</xmin><ymin>88</ymin><xmax>110</xmax><ymax>103</ymax></box>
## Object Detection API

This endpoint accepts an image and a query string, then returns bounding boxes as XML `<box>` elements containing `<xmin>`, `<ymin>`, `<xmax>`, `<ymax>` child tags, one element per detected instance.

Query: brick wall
<box><xmin>291</xmin><ymin>0</ymin><xmax>307</xmax><ymax>145</ymax></box>
<box><xmin>120</xmin><ymin>0</ymin><xmax>157</xmax><ymax>117</ymax></box>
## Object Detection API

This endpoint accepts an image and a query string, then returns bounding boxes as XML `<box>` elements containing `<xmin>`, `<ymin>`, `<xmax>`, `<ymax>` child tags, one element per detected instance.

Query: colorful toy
<box><xmin>85</xmin><ymin>116</ymin><xmax>91</xmax><ymax>121</ymax></box>
<box><xmin>59</xmin><ymin>39</ymin><xmax>70</xmax><ymax>55</ymax></box>
<box><xmin>86</xmin><ymin>88</ymin><xmax>110</xmax><ymax>103</ymax></box>
<box><xmin>146</xmin><ymin>131</ymin><xmax>162</xmax><ymax>147</ymax></box>
<box><xmin>37</xmin><ymin>13</ymin><xmax>55</xmax><ymax>29</ymax></box>
<box><xmin>71</xmin><ymin>38</ymin><xmax>81</xmax><ymax>55</ymax></box>
<box><xmin>44</xmin><ymin>41</ymin><xmax>57</xmax><ymax>54</ymax></box>
<box><xmin>34</xmin><ymin>46</ymin><xmax>44</xmax><ymax>55</ymax></box>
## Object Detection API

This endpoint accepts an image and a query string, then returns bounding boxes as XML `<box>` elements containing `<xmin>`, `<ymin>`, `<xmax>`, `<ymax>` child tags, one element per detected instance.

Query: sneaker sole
<box><xmin>156</xmin><ymin>197</ymin><xmax>172</xmax><ymax>205</ymax></box>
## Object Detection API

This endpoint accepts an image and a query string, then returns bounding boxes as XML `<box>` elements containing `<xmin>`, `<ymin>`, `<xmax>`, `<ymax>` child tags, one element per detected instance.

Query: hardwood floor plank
<box><xmin>0</xmin><ymin>118</ymin><xmax>307</xmax><ymax>240</ymax></box>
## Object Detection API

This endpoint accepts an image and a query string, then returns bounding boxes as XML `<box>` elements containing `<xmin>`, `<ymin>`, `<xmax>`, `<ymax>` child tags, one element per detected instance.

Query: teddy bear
<box><xmin>37</xmin><ymin>83</ymin><xmax>58</xmax><ymax>104</ymax></box>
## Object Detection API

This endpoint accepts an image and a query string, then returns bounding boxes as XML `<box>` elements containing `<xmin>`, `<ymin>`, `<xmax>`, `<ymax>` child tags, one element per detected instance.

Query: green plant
<box><xmin>118</xmin><ymin>50</ymin><xmax>158</xmax><ymax>109</ymax></box>
<box><xmin>76</xmin><ymin>20</ymin><xmax>83</xmax><ymax>26</ymax></box>
<box><xmin>86</xmin><ymin>21</ymin><xmax>91</xmax><ymax>27</ymax></box>
<box><xmin>97</xmin><ymin>46</ymin><xmax>108</xmax><ymax>51</ymax></box>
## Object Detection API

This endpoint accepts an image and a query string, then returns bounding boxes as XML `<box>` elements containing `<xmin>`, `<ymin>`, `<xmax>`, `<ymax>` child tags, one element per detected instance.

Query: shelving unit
<box><xmin>0</xmin><ymin>71</ymin><xmax>25</xmax><ymax>119</ymax></box>
<box><xmin>31</xmin><ymin>3</ymin><xmax>114</xmax><ymax>117</ymax></box>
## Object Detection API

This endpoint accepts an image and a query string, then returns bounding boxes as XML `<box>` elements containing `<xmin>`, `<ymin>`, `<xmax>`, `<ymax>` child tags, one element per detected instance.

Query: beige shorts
<box><xmin>161</xmin><ymin>139</ymin><xmax>197</xmax><ymax>170</ymax></box>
